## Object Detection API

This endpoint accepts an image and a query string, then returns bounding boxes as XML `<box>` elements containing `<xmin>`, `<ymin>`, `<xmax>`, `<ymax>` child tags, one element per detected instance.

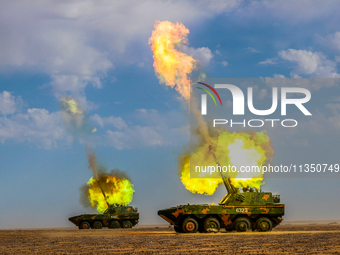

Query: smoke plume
<box><xmin>150</xmin><ymin>20</ymin><xmax>275</xmax><ymax>195</ymax></box>
<box><xmin>81</xmin><ymin>149</ymin><xmax>135</xmax><ymax>212</ymax></box>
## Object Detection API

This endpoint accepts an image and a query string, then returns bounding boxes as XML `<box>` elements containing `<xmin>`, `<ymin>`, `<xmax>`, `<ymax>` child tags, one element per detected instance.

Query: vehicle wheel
<box><xmin>256</xmin><ymin>217</ymin><xmax>273</xmax><ymax>232</ymax></box>
<box><xmin>122</xmin><ymin>220</ymin><xmax>133</xmax><ymax>228</ymax></box>
<box><xmin>109</xmin><ymin>220</ymin><xmax>120</xmax><ymax>229</ymax></box>
<box><xmin>79</xmin><ymin>221</ymin><xmax>90</xmax><ymax>229</ymax></box>
<box><xmin>182</xmin><ymin>218</ymin><xmax>199</xmax><ymax>233</ymax></box>
<box><xmin>92</xmin><ymin>221</ymin><xmax>103</xmax><ymax>229</ymax></box>
<box><xmin>174</xmin><ymin>226</ymin><xmax>182</xmax><ymax>233</ymax></box>
<box><xmin>234</xmin><ymin>217</ymin><xmax>251</xmax><ymax>232</ymax></box>
<box><xmin>203</xmin><ymin>218</ymin><xmax>220</xmax><ymax>233</ymax></box>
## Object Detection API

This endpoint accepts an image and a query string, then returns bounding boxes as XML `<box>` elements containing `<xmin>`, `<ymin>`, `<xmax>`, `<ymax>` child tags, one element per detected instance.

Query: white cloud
<box><xmin>222</xmin><ymin>61</ymin><xmax>229</xmax><ymax>67</ymax></box>
<box><xmin>0</xmin><ymin>91</ymin><xmax>22</xmax><ymax>115</ymax></box>
<box><xmin>278</xmin><ymin>49</ymin><xmax>340</xmax><ymax>78</ymax></box>
<box><xmin>327</xmin><ymin>32</ymin><xmax>340</xmax><ymax>51</ymax></box>
<box><xmin>273</xmin><ymin>74</ymin><xmax>285</xmax><ymax>78</ymax></box>
<box><xmin>104</xmin><ymin>124</ymin><xmax>187</xmax><ymax>150</ymax></box>
<box><xmin>93</xmin><ymin>109</ymin><xmax>188</xmax><ymax>150</ymax></box>
<box><xmin>0</xmin><ymin>108</ymin><xmax>66</xmax><ymax>149</ymax></box>
<box><xmin>0</xmin><ymin>106</ymin><xmax>187</xmax><ymax>150</ymax></box>
<box><xmin>90</xmin><ymin>114</ymin><xmax>127</xmax><ymax>130</ymax></box>
<box><xmin>258</xmin><ymin>58</ymin><xmax>277</xmax><ymax>65</ymax></box>
<box><xmin>180</xmin><ymin>45</ymin><xmax>214</xmax><ymax>66</ymax></box>
<box><xmin>105</xmin><ymin>126</ymin><xmax>164</xmax><ymax>150</ymax></box>
<box><xmin>0</xmin><ymin>0</ymin><xmax>242</xmax><ymax>97</ymax></box>
<box><xmin>246</xmin><ymin>47</ymin><xmax>261</xmax><ymax>53</ymax></box>
<box><xmin>0</xmin><ymin>91</ymin><xmax>66</xmax><ymax>148</ymax></box>
<box><xmin>0</xmin><ymin>89</ymin><xmax>187</xmax><ymax>149</ymax></box>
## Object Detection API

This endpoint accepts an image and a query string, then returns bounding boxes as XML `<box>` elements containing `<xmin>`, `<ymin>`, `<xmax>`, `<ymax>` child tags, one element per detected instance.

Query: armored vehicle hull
<box><xmin>158</xmin><ymin>193</ymin><xmax>284</xmax><ymax>233</ymax></box>
<box><xmin>69</xmin><ymin>205</ymin><xmax>139</xmax><ymax>229</ymax></box>
<box><xmin>158</xmin><ymin>176</ymin><xmax>284</xmax><ymax>233</ymax></box>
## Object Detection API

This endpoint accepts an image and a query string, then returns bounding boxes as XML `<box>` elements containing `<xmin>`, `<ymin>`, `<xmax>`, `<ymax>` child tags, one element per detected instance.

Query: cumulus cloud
<box><xmin>0</xmin><ymin>108</ymin><xmax>66</xmax><ymax>149</ymax></box>
<box><xmin>0</xmin><ymin>91</ymin><xmax>72</xmax><ymax>149</ymax></box>
<box><xmin>180</xmin><ymin>45</ymin><xmax>214</xmax><ymax>67</ymax></box>
<box><xmin>90</xmin><ymin>114</ymin><xmax>127</xmax><ymax>130</ymax></box>
<box><xmin>214</xmin><ymin>50</ymin><xmax>221</xmax><ymax>55</ymax></box>
<box><xmin>246</xmin><ymin>47</ymin><xmax>261</xmax><ymax>53</ymax></box>
<box><xmin>278</xmin><ymin>49</ymin><xmax>340</xmax><ymax>78</ymax></box>
<box><xmin>104</xmin><ymin>124</ymin><xmax>187</xmax><ymax>150</ymax></box>
<box><xmin>327</xmin><ymin>32</ymin><xmax>340</xmax><ymax>51</ymax></box>
<box><xmin>0</xmin><ymin>90</ymin><xmax>186</xmax><ymax>150</ymax></box>
<box><xmin>258</xmin><ymin>58</ymin><xmax>277</xmax><ymax>65</ymax></box>
<box><xmin>105</xmin><ymin>127</ymin><xmax>165</xmax><ymax>150</ymax></box>
<box><xmin>94</xmin><ymin>109</ymin><xmax>188</xmax><ymax>150</ymax></box>
<box><xmin>273</xmin><ymin>74</ymin><xmax>285</xmax><ymax>78</ymax></box>
<box><xmin>0</xmin><ymin>91</ymin><xmax>23</xmax><ymax>115</ymax></box>
<box><xmin>0</xmin><ymin>107</ymin><xmax>187</xmax><ymax>150</ymax></box>
<box><xmin>50</xmin><ymin>75</ymin><xmax>104</xmax><ymax>98</ymax></box>
<box><xmin>222</xmin><ymin>61</ymin><xmax>229</xmax><ymax>67</ymax></box>
<box><xmin>260</xmin><ymin>49</ymin><xmax>340</xmax><ymax>90</ymax></box>
<box><xmin>0</xmin><ymin>0</ymin><xmax>242</xmax><ymax>98</ymax></box>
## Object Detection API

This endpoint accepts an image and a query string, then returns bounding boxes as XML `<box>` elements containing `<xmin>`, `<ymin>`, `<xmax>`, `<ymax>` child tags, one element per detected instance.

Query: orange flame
<box><xmin>86</xmin><ymin>175</ymin><xmax>135</xmax><ymax>213</ymax></box>
<box><xmin>149</xmin><ymin>20</ymin><xmax>196</xmax><ymax>99</ymax></box>
<box><xmin>180</xmin><ymin>131</ymin><xmax>274</xmax><ymax>195</ymax></box>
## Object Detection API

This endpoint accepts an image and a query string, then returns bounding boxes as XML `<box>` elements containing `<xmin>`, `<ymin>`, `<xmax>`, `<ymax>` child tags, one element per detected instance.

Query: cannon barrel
<box><xmin>208</xmin><ymin>145</ymin><xmax>235</xmax><ymax>195</ymax></box>
<box><xmin>97</xmin><ymin>180</ymin><xmax>110</xmax><ymax>208</ymax></box>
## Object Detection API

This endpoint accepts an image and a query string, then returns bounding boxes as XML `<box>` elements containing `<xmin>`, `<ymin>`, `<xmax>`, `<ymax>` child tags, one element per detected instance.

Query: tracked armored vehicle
<box><xmin>158</xmin><ymin>176</ymin><xmax>284</xmax><ymax>233</ymax></box>
<box><xmin>68</xmin><ymin>180</ymin><xmax>139</xmax><ymax>229</ymax></box>
<box><xmin>69</xmin><ymin>205</ymin><xmax>139</xmax><ymax>229</ymax></box>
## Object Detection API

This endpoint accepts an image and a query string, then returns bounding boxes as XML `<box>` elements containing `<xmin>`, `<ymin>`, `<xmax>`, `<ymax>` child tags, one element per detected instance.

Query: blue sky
<box><xmin>1</xmin><ymin>1</ymin><xmax>340</xmax><ymax>228</ymax></box>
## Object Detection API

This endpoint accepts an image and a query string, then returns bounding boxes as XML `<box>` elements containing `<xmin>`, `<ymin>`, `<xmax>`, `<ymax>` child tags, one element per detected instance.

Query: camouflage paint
<box><xmin>158</xmin><ymin>179</ymin><xmax>284</xmax><ymax>232</ymax></box>
<box><xmin>68</xmin><ymin>205</ymin><xmax>139</xmax><ymax>229</ymax></box>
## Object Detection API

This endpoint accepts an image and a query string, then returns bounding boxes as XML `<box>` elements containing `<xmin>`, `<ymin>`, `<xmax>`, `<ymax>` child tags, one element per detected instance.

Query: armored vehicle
<box><xmin>69</xmin><ymin>180</ymin><xmax>139</xmax><ymax>229</ymax></box>
<box><xmin>158</xmin><ymin>176</ymin><xmax>284</xmax><ymax>233</ymax></box>
<box><xmin>69</xmin><ymin>205</ymin><xmax>139</xmax><ymax>229</ymax></box>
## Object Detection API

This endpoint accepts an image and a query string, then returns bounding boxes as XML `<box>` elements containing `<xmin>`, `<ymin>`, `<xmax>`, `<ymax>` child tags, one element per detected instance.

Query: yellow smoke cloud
<box><xmin>180</xmin><ymin>131</ymin><xmax>273</xmax><ymax>195</ymax></box>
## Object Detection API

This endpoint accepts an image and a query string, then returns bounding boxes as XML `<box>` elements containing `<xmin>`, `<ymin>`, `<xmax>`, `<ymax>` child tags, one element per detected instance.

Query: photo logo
<box><xmin>196</xmin><ymin>82</ymin><xmax>222</xmax><ymax>115</ymax></box>
<box><xmin>198</xmin><ymin>82</ymin><xmax>312</xmax><ymax>128</ymax></box>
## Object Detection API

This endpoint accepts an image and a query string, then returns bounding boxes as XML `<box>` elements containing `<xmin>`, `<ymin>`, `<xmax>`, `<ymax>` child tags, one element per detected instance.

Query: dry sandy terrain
<box><xmin>1</xmin><ymin>221</ymin><xmax>340</xmax><ymax>254</ymax></box>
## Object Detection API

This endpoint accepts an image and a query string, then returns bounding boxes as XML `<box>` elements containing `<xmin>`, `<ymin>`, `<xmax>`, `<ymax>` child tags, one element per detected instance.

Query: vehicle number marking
<box><xmin>236</xmin><ymin>208</ymin><xmax>248</xmax><ymax>213</ymax></box>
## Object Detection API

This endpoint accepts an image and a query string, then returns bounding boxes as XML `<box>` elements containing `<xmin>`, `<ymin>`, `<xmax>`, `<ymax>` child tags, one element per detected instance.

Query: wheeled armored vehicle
<box><xmin>158</xmin><ymin>176</ymin><xmax>284</xmax><ymax>233</ymax></box>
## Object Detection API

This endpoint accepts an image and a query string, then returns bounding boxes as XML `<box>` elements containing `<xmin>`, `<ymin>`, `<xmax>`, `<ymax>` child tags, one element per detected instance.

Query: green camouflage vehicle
<box><xmin>69</xmin><ymin>180</ymin><xmax>139</xmax><ymax>229</ymax></box>
<box><xmin>69</xmin><ymin>205</ymin><xmax>139</xmax><ymax>229</ymax></box>
<box><xmin>158</xmin><ymin>177</ymin><xmax>284</xmax><ymax>233</ymax></box>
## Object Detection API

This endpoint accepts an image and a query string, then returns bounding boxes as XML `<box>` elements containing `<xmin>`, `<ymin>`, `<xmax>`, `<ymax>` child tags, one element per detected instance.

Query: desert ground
<box><xmin>1</xmin><ymin>220</ymin><xmax>340</xmax><ymax>254</ymax></box>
